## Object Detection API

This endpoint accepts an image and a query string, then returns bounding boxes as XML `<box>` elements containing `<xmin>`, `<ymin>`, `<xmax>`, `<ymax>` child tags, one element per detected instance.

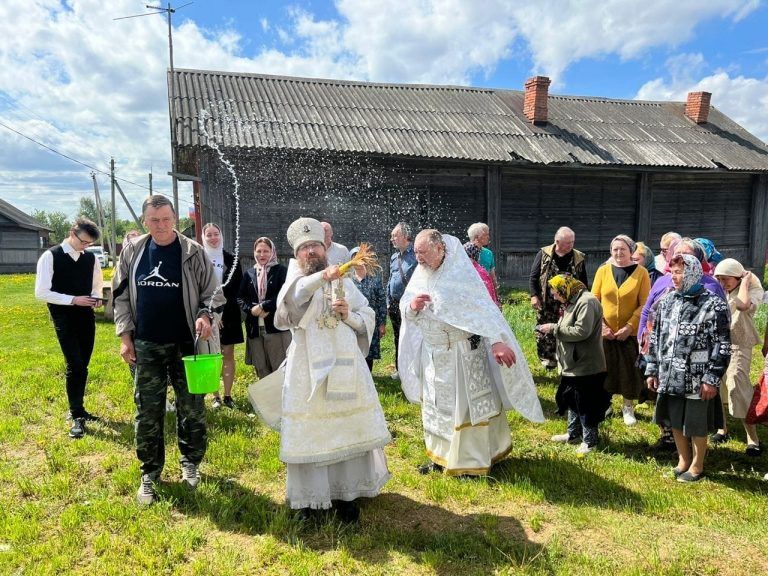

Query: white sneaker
<box><xmin>137</xmin><ymin>474</ymin><xmax>157</xmax><ymax>505</ymax></box>
<box><xmin>622</xmin><ymin>404</ymin><xmax>637</xmax><ymax>426</ymax></box>
<box><xmin>576</xmin><ymin>442</ymin><xmax>592</xmax><ymax>455</ymax></box>
<box><xmin>211</xmin><ymin>397</ymin><xmax>222</xmax><ymax>410</ymax></box>
<box><xmin>390</xmin><ymin>370</ymin><xmax>400</xmax><ymax>381</ymax></box>
<box><xmin>181</xmin><ymin>462</ymin><xmax>200</xmax><ymax>489</ymax></box>
<box><xmin>551</xmin><ymin>433</ymin><xmax>572</xmax><ymax>443</ymax></box>
<box><xmin>165</xmin><ymin>400</ymin><xmax>176</xmax><ymax>413</ymax></box>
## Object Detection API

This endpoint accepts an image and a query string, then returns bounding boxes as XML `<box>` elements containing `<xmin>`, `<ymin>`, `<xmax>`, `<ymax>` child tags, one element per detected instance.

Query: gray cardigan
<box><xmin>113</xmin><ymin>231</ymin><xmax>226</xmax><ymax>352</ymax></box>
<box><xmin>552</xmin><ymin>290</ymin><xmax>606</xmax><ymax>377</ymax></box>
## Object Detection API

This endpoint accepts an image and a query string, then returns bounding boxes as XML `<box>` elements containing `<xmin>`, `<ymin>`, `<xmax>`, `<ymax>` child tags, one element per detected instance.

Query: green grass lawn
<box><xmin>1</xmin><ymin>273</ymin><xmax>768</xmax><ymax>575</ymax></box>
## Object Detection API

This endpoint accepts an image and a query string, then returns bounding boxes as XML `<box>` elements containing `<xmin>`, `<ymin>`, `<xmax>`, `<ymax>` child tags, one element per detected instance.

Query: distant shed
<box><xmin>0</xmin><ymin>198</ymin><xmax>51</xmax><ymax>274</ymax></box>
<box><xmin>168</xmin><ymin>69</ymin><xmax>768</xmax><ymax>285</ymax></box>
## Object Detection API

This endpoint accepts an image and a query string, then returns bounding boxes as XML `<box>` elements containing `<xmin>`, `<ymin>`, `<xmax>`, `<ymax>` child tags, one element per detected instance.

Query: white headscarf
<box><xmin>202</xmin><ymin>223</ymin><xmax>225</xmax><ymax>284</ymax></box>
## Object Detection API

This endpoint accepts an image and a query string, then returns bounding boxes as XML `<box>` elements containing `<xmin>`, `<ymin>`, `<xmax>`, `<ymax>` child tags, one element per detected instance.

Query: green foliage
<box><xmin>1</xmin><ymin>276</ymin><xmax>768</xmax><ymax>575</ymax></box>
<box><xmin>31</xmin><ymin>209</ymin><xmax>71</xmax><ymax>244</ymax></box>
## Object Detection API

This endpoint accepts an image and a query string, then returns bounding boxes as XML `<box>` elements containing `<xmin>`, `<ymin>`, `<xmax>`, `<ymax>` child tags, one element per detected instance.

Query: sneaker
<box><xmin>622</xmin><ymin>404</ymin><xmax>637</xmax><ymax>426</ymax></box>
<box><xmin>575</xmin><ymin>442</ymin><xmax>592</xmax><ymax>455</ymax></box>
<box><xmin>390</xmin><ymin>370</ymin><xmax>400</xmax><ymax>381</ymax></box>
<box><xmin>66</xmin><ymin>410</ymin><xmax>100</xmax><ymax>422</ymax></box>
<box><xmin>541</xmin><ymin>360</ymin><xmax>557</xmax><ymax>370</ymax></box>
<box><xmin>211</xmin><ymin>397</ymin><xmax>222</xmax><ymax>410</ymax></box>
<box><xmin>551</xmin><ymin>433</ymin><xmax>575</xmax><ymax>443</ymax></box>
<box><xmin>69</xmin><ymin>417</ymin><xmax>86</xmax><ymax>439</ymax></box>
<box><xmin>746</xmin><ymin>444</ymin><xmax>762</xmax><ymax>457</ymax></box>
<box><xmin>165</xmin><ymin>400</ymin><xmax>176</xmax><ymax>413</ymax></box>
<box><xmin>136</xmin><ymin>474</ymin><xmax>157</xmax><ymax>505</ymax></box>
<box><xmin>222</xmin><ymin>396</ymin><xmax>235</xmax><ymax>409</ymax></box>
<box><xmin>181</xmin><ymin>461</ymin><xmax>200</xmax><ymax>489</ymax></box>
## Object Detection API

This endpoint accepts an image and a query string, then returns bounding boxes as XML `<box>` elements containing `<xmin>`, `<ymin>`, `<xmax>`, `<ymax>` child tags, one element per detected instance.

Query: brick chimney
<box><xmin>685</xmin><ymin>91</ymin><xmax>711</xmax><ymax>124</ymax></box>
<box><xmin>524</xmin><ymin>76</ymin><xmax>551</xmax><ymax>125</ymax></box>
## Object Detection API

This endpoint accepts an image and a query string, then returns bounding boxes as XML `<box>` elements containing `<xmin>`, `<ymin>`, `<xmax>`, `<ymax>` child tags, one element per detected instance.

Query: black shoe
<box><xmin>710</xmin><ymin>432</ymin><xmax>730</xmax><ymax>445</ymax></box>
<box><xmin>296</xmin><ymin>507</ymin><xmax>314</xmax><ymax>522</ymax></box>
<box><xmin>746</xmin><ymin>444</ymin><xmax>762</xmax><ymax>457</ymax></box>
<box><xmin>69</xmin><ymin>417</ymin><xmax>86</xmax><ymax>439</ymax></box>
<box><xmin>222</xmin><ymin>396</ymin><xmax>235</xmax><ymax>409</ymax></box>
<box><xmin>334</xmin><ymin>500</ymin><xmax>360</xmax><ymax>524</ymax></box>
<box><xmin>66</xmin><ymin>409</ymin><xmax>100</xmax><ymax>422</ymax></box>
<box><xmin>418</xmin><ymin>462</ymin><xmax>444</xmax><ymax>475</ymax></box>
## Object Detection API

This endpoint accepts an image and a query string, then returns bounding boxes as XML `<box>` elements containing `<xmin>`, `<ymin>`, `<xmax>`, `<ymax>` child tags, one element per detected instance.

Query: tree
<box><xmin>32</xmin><ymin>210</ymin><xmax>71</xmax><ymax>245</ymax></box>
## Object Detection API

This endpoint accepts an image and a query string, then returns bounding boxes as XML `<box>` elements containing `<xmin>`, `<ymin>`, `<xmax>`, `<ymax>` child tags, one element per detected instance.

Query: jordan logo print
<box><xmin>145</xmin><ymin>262</ymin><xmax>168</xmax><ymax>282</ymax></box>
<box><xmin>138</xmin><ymin>261</ymin><xmax>179</xmax><ymax>288</ymax></box>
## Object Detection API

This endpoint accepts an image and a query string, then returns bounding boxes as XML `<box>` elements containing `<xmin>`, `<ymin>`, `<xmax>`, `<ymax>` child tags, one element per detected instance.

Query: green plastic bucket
<box><xmin>182</xmin><ymin>353</ymin><xmax>223</xmax><ymax>394</ymax></box>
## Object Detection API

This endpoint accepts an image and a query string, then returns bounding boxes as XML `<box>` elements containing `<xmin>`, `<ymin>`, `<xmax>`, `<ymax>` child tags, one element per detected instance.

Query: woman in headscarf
<box><xmin>644</xmin><ymin>254</ymin><xmax>731</xmax><ymax>482</ymax></box>
<box><xmin>202</xmin><ymin>223</ymin><xmax>244</xmax><ymax>410</ymax></box>
<box><xmin>464</xmin><ymin>242</ymin><xmax>500</xmax><ymax>307</ymax></box>
<box><xmin>592</xmin><ymin>235</ymin><xmax>651</xmax><ymax>426</ymax></box>
<box><xmin>713</xmin><ymin>258</ymin><xmax>764</xmax><ymax>455</ymax></box>
<box><xmin>638</xmin><ymin>237</ymin><xmax>728</xmax><ymax>448</ymax></box>
<box><xmin>349</xmin><ymin>246</ymin><xmax>387</xmax><ymax>372</ymax></box>
<box><xmin>632</xmin><ymin>242</ymin><xmax>663</xmax><ymax>286</ymax></box>
<box><xmin>538</xmin><ymin>274</ymin><xmax>611</xmax><ymax>454</ymax></box>
<box><xmin>695</xmin><ymin>238</ymin><xmax>724</xmax><ymax>275</ymax></box>
<box><xmin>237</xmin><ymin>237</ymin><xmax>291</xmax><ymax>379</ymax></box>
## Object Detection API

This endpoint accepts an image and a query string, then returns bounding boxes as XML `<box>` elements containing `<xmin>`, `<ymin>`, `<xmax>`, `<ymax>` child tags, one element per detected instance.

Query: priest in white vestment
<box><xmin>399</xmin><ymin>230</ymin><xmax>544</xmax><ymax>476</ymax></box>
<box><xmin>274</xmin><ymin>217</ymin><xmax>391</xmax><ymax>521</ymax></box>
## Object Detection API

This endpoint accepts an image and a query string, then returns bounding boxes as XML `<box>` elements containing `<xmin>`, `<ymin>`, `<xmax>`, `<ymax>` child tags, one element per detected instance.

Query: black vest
<box><xmin>48</xmin><ymin>246</ymin><xmax>95</xmax><ymax>314</ymax></box>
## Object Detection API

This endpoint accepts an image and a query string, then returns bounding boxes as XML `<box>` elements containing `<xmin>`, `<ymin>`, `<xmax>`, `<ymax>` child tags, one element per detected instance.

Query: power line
<box><xmin>0</xmin><ymin>118</ymin><xmax>193</xmax><ymax>205</ymax></box>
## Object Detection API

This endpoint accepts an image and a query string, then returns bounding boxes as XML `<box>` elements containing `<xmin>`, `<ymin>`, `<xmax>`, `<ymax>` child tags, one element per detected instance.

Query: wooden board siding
<box><xmin>197</xmin><ymin>151</ymin><xmax>486</xmax><ymax>274</ymax></box>
<box><xmin>0</xmin><ymin>228</ymin><xmax>44</xmax><ymax>273</ymax></box>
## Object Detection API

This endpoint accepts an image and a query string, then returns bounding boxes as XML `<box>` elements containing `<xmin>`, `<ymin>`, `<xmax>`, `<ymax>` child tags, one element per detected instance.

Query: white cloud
<box><xmin>637</xmin><ymin>68</ymin><xmax>768</xmax><ymax>143</ymax></box>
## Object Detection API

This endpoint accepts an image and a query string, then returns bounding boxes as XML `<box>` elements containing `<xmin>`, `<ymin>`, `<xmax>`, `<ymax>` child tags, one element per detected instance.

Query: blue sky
<box><xmin>1</xmin><ymin>0</ymin><xmax>767</xmax><ymax>220</ymax></box>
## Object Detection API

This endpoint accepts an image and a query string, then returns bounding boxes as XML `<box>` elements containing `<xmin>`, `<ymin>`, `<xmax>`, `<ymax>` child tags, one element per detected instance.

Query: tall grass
<box><xmin>1</xmin><ymin>274</ymin><xmax>767</xmax><ymax>575</ymax></box>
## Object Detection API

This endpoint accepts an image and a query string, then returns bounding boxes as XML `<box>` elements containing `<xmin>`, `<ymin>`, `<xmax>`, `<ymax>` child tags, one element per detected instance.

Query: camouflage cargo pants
<box><xmin>134</xmin><ymin>339</ymin><xmax>207</xmax><ymax>478</ymax></box>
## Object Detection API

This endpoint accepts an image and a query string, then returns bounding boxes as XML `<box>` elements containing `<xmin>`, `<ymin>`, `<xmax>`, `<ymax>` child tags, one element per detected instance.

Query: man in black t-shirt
<box><xmin>113</xmin><ymin>195</ymin><xmax>224</xmax><ymax>506</ymax></box>
<box><xmin>35</xmin><ymin>217</ymin><xmax>103</xmax><ymax>439</ymax></box>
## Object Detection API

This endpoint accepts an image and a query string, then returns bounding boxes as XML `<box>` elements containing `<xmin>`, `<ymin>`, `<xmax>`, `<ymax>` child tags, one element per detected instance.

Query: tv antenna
<box><xmin>115</xmin><ymin>2</ymin><xmax>193</xmax><ymax>226</ymax></box>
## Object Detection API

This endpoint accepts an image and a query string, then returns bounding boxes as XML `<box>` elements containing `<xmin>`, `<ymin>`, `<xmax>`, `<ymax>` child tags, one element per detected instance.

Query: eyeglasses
<box><xmin>74</xmin><ymin>232</ymin><xmax>94</xmax><ymax>246</ymax></box>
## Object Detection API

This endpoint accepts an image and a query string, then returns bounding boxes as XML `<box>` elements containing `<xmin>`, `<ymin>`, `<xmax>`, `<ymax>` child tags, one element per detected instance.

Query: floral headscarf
<box><xmin>463</xmin><ymin>242</ymin><xmax>481</xmax><ymax>262</ymax></box>
<box><xmin>635</xmin><ymin>241</ymin><xmax>657</xmax><ymax>273</ymax></box>
<box><xmin>673</xmin><ymin>254</ymin><xmax>703</xmax><ymax>295</ymax></box>
<box><xmin>548</xmin><ymin>274</ymin><xmax>586</xmax><ymax>304</ymax></box>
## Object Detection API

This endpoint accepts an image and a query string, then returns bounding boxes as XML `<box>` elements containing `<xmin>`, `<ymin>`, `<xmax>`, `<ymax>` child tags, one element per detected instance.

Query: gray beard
<box><xmin>299</xmin><ymin>255</ymin><xmax>328</xmax><ymax>275</ymax></box>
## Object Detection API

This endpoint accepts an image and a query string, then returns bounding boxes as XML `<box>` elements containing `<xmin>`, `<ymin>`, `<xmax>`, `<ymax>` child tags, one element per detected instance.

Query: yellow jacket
<box><xmin>592</xmin><ymin>264</ymin><xmax>650</xmax><ymax>335</ymax></box>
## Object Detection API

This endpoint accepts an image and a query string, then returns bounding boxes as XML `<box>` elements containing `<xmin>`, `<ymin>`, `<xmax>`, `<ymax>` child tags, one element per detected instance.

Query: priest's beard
<box><xmin>299</xmin><ymin>254</ymin><xmax>328</xmax><ymax>275</ymax></box>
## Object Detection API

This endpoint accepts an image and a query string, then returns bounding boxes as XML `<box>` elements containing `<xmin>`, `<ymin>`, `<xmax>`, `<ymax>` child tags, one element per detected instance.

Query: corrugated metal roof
<box><xmin>0</xmin><ymin>198</ymin><xmax>51</xmax><ymax>231</ymax></box>
<box><xmin>170</xmin><ymin>69</ymin><xmax>768</xmax><ymax>171</ymax></box>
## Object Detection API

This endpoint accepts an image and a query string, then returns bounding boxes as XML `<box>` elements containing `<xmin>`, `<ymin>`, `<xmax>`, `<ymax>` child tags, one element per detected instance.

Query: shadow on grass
<box><xmin>86</xmin><ymin>416</ymin><xmax>135</xmax><ymax>450</ymax></box>
<box><xmin>491</xmin><ymin>455</ymin><xmax>644</xmax><ymax>512</ymax></box>
<box><xmin>164</xmin><ymin>477</ymin><xmax>552</xmax><ymax>574</ymax></box>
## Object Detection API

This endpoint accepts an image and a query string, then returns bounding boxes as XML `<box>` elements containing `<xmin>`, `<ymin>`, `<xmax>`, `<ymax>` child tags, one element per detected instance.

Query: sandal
<box><xmin>677</xmin><ymin>471</ymin><xmax>704</xmax><ymax>483</ymax></box>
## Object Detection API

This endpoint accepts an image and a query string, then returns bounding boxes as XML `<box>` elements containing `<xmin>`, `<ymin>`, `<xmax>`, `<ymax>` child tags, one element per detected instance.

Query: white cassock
<box><xmin>399</xmin><ymin>235</ymin><xmax>544</xmax><ymax>476</ymax></box>
<box><xmin>274</xmin><ymin>260</ymin><xmax>391</xmax><ymax>509</ymax></box>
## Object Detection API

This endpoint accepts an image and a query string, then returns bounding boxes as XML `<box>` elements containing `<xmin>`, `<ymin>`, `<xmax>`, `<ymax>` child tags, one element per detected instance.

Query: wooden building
<box><xmin>0</xmin><ymin>198</ymin><xmax>51</xmax><ymax>274</ymax></box>
<box><xmin>169</xmin><ymin>70</ymin><xmax>768</xmax><ymax>285</ymax></box>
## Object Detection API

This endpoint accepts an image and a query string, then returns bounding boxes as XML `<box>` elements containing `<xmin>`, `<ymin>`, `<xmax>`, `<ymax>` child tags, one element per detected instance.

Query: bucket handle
<box><xmin>193</xmin><ymin>333</ymin><xmax>200</xmax><ymax>361</ymax></box>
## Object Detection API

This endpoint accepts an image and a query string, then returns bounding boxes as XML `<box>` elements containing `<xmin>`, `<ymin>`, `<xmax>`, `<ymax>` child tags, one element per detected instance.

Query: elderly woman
<box><xmin>349</xmin><ymin>246</ymin><xmax>387</xmax><ymax>372</ymax></box>
<box><xmin>714</xmin><ymin>258</ymin><xmax>764</xmax><ymax>455</ymax></box>
<box><xmin>632</xmin><ymin>242</ymin><xmax>664</xmax><ymax>286</ymax></box>
<box><xmin>654</xmin><ymin>231</ymin><xmax>682</xmax><ymax>272</ymax></box>
<box><xmin>464</xmin><ymin>242</ymin><xmax>500</xmax><ymax>307</ymax></box>
<box><xmin>237</xmin><ymin>237</ymin><xmax>291</xmax><ymax>379</ymax></box>
<box><xmin>467</xmin><ymin>222</ymin><xmax>498</xmax><ymax>290</ymax></box>
<box><xmin>592</xmin><ymin>235</ymin><xmax>650</xmax><ymax>425</ymax></box>
<box><xmin>538</xmin><ymin>275</ymin><xmax>610</xmax><ymax>454</ymax></box>
<box><xmin>645</xmin><ymin>254</ymin><xmax>731</xmax><ymax>482</ymax></box>
<box><xmin>202</xmin><ymin>223</ymin><xmax>244</xmax><ymax>410</ymax></box>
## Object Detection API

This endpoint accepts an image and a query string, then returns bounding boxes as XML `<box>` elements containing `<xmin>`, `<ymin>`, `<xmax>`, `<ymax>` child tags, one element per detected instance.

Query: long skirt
<box><xmin>722</xmin><ymin>345</ymin><xmax>755</xmax><ymax>419</ymax></box>
<box><xmin>556</xmin><ymin>372</ymin><xmax>611</xmax><ymax>428</ymax></box>
<box><xmin>603</xmin><ymin>337</ymin><xmax>644</xmax><ymax>400</ymax></box>
<box><xmin>245</xmin><ymin>331</ymin><xmax>291</xmax><ymax>378</ymax></box>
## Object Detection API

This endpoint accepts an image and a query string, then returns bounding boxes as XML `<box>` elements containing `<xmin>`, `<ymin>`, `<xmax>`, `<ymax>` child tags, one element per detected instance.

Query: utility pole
<box><xmin>114</xmin><ymin>1</ymin><xmax>192</xmax><ymax>227</ymax></box>
<box><xmin>91</xmin><ymin>172</ymin><xmax>106</xmax><ymax>233</ymax></box>
<box><xmin>110</xmin><ymin>158</ymin><xmax>117</xmax><ymax>262</ymax></box>
<box><xmin>149</xmin><ymin>171</ymin><xmax>153</xmax><ymax>194</ymax></box>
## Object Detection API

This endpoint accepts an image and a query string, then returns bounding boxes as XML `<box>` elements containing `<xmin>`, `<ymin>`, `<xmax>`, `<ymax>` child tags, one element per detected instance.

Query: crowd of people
<box><xmin>34</xmin><ymin>200</ymin><xmax>767</xmax><ymax>519</ymax></box>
